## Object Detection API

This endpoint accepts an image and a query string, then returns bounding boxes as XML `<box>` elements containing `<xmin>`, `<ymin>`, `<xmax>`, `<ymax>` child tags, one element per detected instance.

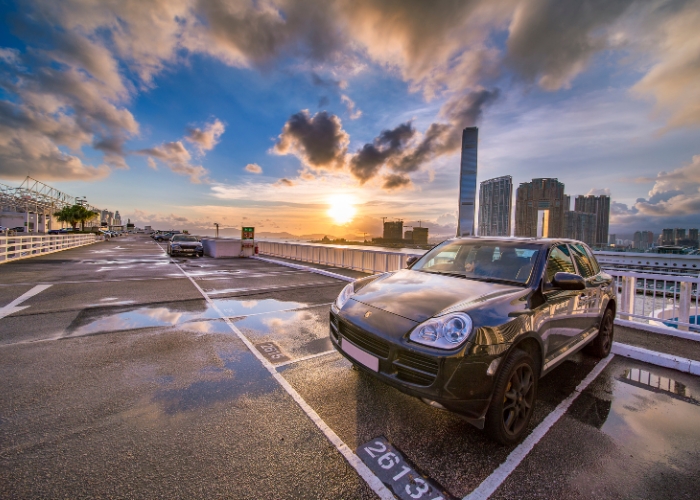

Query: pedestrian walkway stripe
<box><xmin>159</xmin><ymin>245</ymin><xmax>394</xmax><ymax>500</ymax></box>
<box><xmin>464</xmin><ymin>354</ymin><xmax>615</xmax><ymax>500</ymax></box>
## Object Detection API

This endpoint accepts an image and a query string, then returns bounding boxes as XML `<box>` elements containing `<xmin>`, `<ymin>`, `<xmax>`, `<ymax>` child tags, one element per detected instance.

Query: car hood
<box><xmin>350</xmin><ymin>269</ymin><xmax>523</xmax><ymax>323</ymax></box>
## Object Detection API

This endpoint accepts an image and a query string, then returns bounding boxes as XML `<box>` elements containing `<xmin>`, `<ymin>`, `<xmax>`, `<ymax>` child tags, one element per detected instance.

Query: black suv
<box><xmin>330</xmin><ymin>237</ymin><xmax>615</xmax><ymax>444</ymax></box>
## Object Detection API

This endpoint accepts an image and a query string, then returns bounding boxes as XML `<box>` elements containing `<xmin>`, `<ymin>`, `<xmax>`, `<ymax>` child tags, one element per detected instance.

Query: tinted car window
<box><xmin>583</xmin><ymin>244</ymin><xmax>601</xmax><ymax>274</ymax></box>
<box><xmin>172</xmin><ymin>235</ymin><xmax>197</xmax><ymax>242</ymax></box>
<box><xmin>413</xmin><ymin>241</ymin><xmax>539</xmax><ymax>284</ymax></box>
<box><xmin>545</xmin><ymin>244</ymin><xmax>575</xmax><ymax>282</ymax></box>
<box><xmin>570</xmin><ymin>244</ymin><xmax>597</xmax><ymax>278</ymax></box>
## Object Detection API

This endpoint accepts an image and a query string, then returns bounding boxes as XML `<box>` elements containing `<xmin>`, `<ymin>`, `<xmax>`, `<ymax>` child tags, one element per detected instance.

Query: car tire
<box><xmin>484</xmin><ymin>349</ymin><xmax>538</xmax><ymax>446</ymax></box>
<box><xmin>585</xmin><ymin>307</ymin><xmax>614</xmax><ymax>359</ymax></box>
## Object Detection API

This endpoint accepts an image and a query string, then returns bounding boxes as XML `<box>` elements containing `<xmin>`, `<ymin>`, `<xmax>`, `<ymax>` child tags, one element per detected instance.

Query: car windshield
<box><xmin>412</xmin><ymin>240</ymin><xmax>540</xmax><ymax>284</ymax></box>
<box><xmin>172</xmin><ymin>236</ymin><xmax>198</xmax><ymax>242</ymax></box>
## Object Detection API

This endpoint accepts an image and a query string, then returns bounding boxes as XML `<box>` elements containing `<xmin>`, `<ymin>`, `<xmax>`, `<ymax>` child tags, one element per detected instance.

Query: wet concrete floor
<box><xmin>1</xmin><ymin>234</ymin><xmax>699</xmax><ymax>498</ymax></box>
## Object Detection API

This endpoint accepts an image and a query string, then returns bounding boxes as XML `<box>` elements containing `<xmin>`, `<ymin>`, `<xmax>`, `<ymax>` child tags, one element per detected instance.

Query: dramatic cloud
<box><xmin>382</xmin><ymin>173</ymin><xmax>412</xmax><ymax>191</ymax></box>
<box><xmin>276</xmin><ymin>178</ymin><xmax>296</xmax><ymax>187</ymax></box>
<box><xmin>633</xmin><ymin>154</ymin><xmax>700</xmax><ymax>216</ymax></box>
<box><xmin>186</xmin><ymin>119</ymin><xmax>225</xmax><ymax>153</ymax></box>
<box><xmin>349</xmin><ymin>122</ymin><xmax>416</xmax><ymax>183</ymax></box>
<box><xmin>273</xmin><ymin>110</ymin><xmax>349</xmax><ymax>171</ymax></box>
<box><xmin>2</xmin><ymin>0</ymin><xmax>699</xmax><ymax>190</ymax></box>
<box><xmin>137</xmin><ymin>141</ymin><xmax>207</xmax><ymax>183</ymax></box>
<box><xmin>245</xmin><ymin>163</ymin><xmax>263</xmax><ymax>174</ymax></box>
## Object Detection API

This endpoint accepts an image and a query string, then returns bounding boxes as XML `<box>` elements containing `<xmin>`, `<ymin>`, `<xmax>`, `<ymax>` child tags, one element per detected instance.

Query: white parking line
<box><xmin>274</xmin><ymin>349</ymin><xmax>338</xmax><ymax>368</ymax></box>
<box><xmin>0</xmin><ymin>285</ymin><xmax>52</xmax><ymax>320</ymax></box>
<box><xmin>464</xmin><ymin>354</ymin><xmax>615</xmax><ymax>500</ymax></box>
<box><xmin>253</xmin><ymin>256</ymin><xmax>357</xmax><ymax>282</ymax></box>
<box><xmin>157</xmin><ymin>244</ymin><xmax>394</xmax><ymax>500</ymax></box>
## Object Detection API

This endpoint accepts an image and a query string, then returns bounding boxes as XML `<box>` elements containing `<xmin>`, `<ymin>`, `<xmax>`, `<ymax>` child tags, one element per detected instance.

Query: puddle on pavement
<box><xmin>154</xmin><ymin>350</ymin><xmax>277</xmax><ymax>414</ymax></box>
<box><xmin>211</xmin><ymin>297</ymin><xmax>312</xmax><ymax>317</ymax></box>
<box><xmin>570</xmin><ymin>361</ymin><xmax>700</xmax><ymax>467</ymax></box>
<box><xmin>66</xmin><ymin>302</ymin><xmax>224</xmax><ymax>336</ymax></box>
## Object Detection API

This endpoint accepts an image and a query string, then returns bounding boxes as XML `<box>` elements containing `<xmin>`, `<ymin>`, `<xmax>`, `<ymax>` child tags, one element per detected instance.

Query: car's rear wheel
<box><xmin>585</xmin><ymin>307</ymin><xmax>614</xmax><ymax>359</ymax></box>
<box><xmin>484</xmin><ymin>349</ymin><xmax>538</xmax><ymax>445</ymax></box>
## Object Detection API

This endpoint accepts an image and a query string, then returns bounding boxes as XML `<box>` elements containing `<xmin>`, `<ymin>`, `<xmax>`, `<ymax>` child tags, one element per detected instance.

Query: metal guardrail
<box><xmin>611</xmin><ymin>270</ymin><xmax>699</xmax><ymax>333</ymax></box>
<box><xmin>0</xmin><ymin>234</ymin><xmax>99</xmax><ymax>264</ymax></box>
<box><xmin>258</xmin><ymin>241</ymin><xmax>700</xmax><ymax>336</ymax></box>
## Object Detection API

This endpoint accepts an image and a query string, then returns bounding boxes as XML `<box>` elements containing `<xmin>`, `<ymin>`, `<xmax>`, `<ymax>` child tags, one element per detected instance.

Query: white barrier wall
<box><xmin>0</xmin><ymin>234</ymin><xmax>99</xmax><ymax>264</ymax></box>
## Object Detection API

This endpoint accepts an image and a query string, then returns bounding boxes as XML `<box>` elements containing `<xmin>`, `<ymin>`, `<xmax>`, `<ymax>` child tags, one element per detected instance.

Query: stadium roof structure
<box><xmin>0</xmin><ymin>176</ymin><xmax>101</xmax><ymax>214</ymax></box>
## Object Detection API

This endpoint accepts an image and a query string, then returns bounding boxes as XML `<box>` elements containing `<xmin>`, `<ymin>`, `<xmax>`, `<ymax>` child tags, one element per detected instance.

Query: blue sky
<box><xmin>1</xmin><ymin>0</ymin><xmax>699</xmax><ymax>238</ymax></box>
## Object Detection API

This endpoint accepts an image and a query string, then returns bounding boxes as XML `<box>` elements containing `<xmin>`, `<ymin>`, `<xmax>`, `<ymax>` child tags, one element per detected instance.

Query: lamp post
<box><xmin>214</xmin><ymin>223</ymin><xmax>219</xmax><ymax>238</ymax></box>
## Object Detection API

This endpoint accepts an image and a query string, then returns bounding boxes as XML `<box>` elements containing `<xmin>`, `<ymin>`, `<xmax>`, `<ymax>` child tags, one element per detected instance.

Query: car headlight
<box><xmin>335</xmin><ymin>282</ymin><xmax>355</xmax><ymax>310</ymax></box>
<box><xmin>409</xmin><ymin>313</ymin><xmax>473</xmax><ymax>349</ymax></box>
<box><xmin>172</xmin><ymin>244</ymin><xmax>181</xmax><ymax>250</ymax></box>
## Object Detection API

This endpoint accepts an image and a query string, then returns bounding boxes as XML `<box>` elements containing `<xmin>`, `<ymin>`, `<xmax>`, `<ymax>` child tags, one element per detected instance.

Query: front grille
<box><xmin>393</xmin><ymin>350</ymin><xmax>439</xmax><ymax>386</ymax></box>
<box><xmin>329</xmin><ymin>312</ymin><xmax>339</xmax><ymax>342</ymax></box>
<box><xmin>339</xmin><ymin>321</ymin><xmax>391</xmax><ymax>358</ymax></box>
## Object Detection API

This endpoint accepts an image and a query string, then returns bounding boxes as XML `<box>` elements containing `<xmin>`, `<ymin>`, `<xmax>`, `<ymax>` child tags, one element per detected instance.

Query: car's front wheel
<box><xmin>585</xmin><ymin>307</ymin><xmax>614</xmax><ymax>359</ymax></box>
<box><xmin>484</xmin><ymin>349</ymin><xmax>538</xmax><ymax>445</ymax></box>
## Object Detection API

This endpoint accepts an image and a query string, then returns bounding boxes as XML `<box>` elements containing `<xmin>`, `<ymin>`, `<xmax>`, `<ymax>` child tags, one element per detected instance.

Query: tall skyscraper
<box><xmin>574</xmin><ymin>195</ymin><xmax>610</xmax><ymax>246</ymax></box>
<box><xmin>457</xmin><ymin>127</ymin><xmax>478</xmax><ymax>236</ymax></box>
<box><xmin>478</xmin><ymin>176</ymin><xmax>512</xmax><ymax>236</ymax></box>
<box><xmin>564</xmin><ymin>212</ymin><xmax>597</xmax><ymax>245</ymax></box>
<box><xmin>515</xmin><ymin>178</ymin><xmax>566</xmax><ymax>238</ymax></box>
<box><xmin>690</xmin><ymin>228</ymin><xmax>699</xmax><ymax>243</ymax></box>
<box><xmin>661</xmin><ymin>228</ymin><xmax>674</xmax><ymax>245</ymax></box>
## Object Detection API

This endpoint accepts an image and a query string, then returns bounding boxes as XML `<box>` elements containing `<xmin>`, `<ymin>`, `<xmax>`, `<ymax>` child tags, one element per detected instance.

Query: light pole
<box><xmin>214</xmin><ymin>223</ymin><xmax>219</xmax><ymax>238</ymax></box>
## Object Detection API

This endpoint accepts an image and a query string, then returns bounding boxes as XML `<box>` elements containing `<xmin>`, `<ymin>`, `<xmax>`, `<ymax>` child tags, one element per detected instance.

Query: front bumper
<box><xmin>330</xmin><ymin>305</ymin><xmax>502</xmax><ymax>423</ymax></box>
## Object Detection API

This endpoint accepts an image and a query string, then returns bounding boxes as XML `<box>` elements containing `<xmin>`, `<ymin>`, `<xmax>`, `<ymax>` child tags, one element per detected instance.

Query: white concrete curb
<box><xmin>612</xmin><ymin>342</ymin><xmax>700</xmax><ymax>376</ymax></box>
<box><xmin>253</xmin><ymin>256</ymin><xmax>356</xmax><ymax>282</ymax></box>
<box><xmin>615</xmin><ymin>318</ymin><xmax>700</xmax><ymax>342</ymax></box>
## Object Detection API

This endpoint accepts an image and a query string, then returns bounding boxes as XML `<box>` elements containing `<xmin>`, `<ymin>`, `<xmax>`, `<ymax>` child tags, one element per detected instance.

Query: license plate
<box><xmin>341</xmin><ymin>338</ymin><xmax>379</xmax><ymax>372</ymax></box>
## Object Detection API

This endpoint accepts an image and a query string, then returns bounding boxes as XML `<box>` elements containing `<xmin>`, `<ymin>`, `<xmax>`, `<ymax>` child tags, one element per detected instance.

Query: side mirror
<box><xmin>406</xmin><ymin>256</ymin><xmax>419</xmax><ymax>268</ymax></box>
<box><xmin>550</xmin><ymin>272</ymin><xmax>586</xmax><ymax>291</ymax></box>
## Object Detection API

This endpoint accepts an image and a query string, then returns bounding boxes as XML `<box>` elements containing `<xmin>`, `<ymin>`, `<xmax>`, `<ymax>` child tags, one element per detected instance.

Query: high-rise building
<box><xmin>674</xmin><ymin>228</ymin><xmax>686</xmax><ymax>244</ymax></box>
<box><xmin>661</xmin><ymin>228</ymin><xmax>674</xmax><ymax>245</ymax></box>
<box><xmin>383</xmin><ymin>220</ymin><xmax>403</xmax><ymax>241</ymax></box>
<box><xmin>514</xmin><ymin>178</ymin><xmax>566</xmax><ymax>238</ymax></box>
<box><xmin>457</xmin><ymin>127</ymin><xmax>478</xmax><ymax>236</ymax></box>
<box><xmin>478</xmin><ymin>176</ymin><xmax>512</xmax><ymax>236</ymax></box>
<box><xmin>412</xmin><ymin>227</ymin><xmax>429</xmax><ymax>245</ymax></box>
<box><xmin>608</xmin><ymin>234</ymin><xmax>617</xmax><ymax>245</ymax></box>
<box><xmin>114</xmin><ymin>210</ymin><xmax>122</xmax><ymax>226</ymax></box>
<box><xmin>690</xmin><ymin>229</ymin><xmax>699</xmax><ymax>243</ymax></box>
<box><xmin>574</xmin><ymin>195</ymin><xmax>610</xmax><ymax>246</ymax></box>
<box><xmin>564</xmin><ymin>212</ymin><xmax>597</xmax><ymax>245</ymax></box>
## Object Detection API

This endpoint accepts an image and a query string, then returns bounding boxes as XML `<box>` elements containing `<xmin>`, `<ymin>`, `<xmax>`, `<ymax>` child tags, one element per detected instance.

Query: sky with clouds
<box><xmin>0</xmin><ymin>0</ymin><xmax>699</xmax><ymax>238</ymax></box>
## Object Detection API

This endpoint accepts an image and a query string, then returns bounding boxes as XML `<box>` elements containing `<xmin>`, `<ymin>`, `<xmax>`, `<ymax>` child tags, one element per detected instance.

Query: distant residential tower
<box><xmin>515</xmin><ymin>178</ymin><xmax>566</xmax><ymax>238</ymax></box>
<box><xmin>478</xmin><ymin>176</ymin><xmax>512</xmax><ymax>236</ymax></box>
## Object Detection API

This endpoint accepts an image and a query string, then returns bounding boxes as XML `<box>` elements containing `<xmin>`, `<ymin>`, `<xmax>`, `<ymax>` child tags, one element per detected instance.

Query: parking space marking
<box><xmin>157</xmin><ymin>245</ymin><xmax>394</xmax><ymax>500</ymax></box>
<box><xmin>0</xmin><ymin>285</ymin><xmax>52</xmax><ymax>320</ymax></box>
<box><xmin>253</xmin><ymin>256</ymin><xmax>358</xmax><ymax>282</ymax></box>
<box><xmin>464</xmin><ymin>354</ymin><xmax>615</xmax><ymax>500</ymax></box>
<box><xmin>274</xmin><ymin>349</ymin><xmax>338</xmax><ymax>368</ymax></box>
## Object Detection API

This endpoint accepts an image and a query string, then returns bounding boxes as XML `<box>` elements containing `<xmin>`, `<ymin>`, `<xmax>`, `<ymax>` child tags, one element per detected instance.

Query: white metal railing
<box><xmin>258</xmin><ymin>241</ymin><xmax>700</xmax><ymax>336</ymax></box>
<box><xmin>610</xmin><ymin>270</ymin><xmax>700</xmax><ymax>334</ymax></box>
<box><xmin>256</xmin><ymin>241</ymin><xmax>411</xmax><ymax>274</ymax></box>
<box><xmin>0</xmin><ymin>234</ymin><xmax>99</xmax><ymax>264</ymax></box>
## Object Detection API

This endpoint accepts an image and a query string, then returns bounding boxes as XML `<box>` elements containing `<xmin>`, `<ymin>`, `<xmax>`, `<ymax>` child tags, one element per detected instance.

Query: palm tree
<box><xmin>53</xmin><ymin>206</ymin><xmax>80</xmax><ymax>229</ymax></box>
<box><xmin>75</xmin><ymin>206</ymin><xmax>99</xmax><ymax>231</ymax></box>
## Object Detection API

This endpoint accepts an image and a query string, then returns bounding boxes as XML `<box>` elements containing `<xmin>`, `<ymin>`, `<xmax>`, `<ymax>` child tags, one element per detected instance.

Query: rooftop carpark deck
<box><xmin>1</xmin><ymin>235</ymin><xmax>699</xmax><ymax>499</ymax></box>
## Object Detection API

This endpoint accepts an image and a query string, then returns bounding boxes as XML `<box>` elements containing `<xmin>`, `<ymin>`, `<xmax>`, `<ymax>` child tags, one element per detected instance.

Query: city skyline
<box><xmin>0</xmin><ymin>1</ymin><xmax>699</xmax><ymax>237</ymax></box>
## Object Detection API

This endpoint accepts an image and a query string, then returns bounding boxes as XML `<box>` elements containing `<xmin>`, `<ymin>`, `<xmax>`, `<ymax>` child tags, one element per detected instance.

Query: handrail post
<box><xmin>679</xmin><ymin>282</ymin><xmax>691</xmax><ymax>331</ymax></box>
<box><xmin>620</xmin><ymin>275</ymin><xmax>636</xmax><ymax>320</ymax></box>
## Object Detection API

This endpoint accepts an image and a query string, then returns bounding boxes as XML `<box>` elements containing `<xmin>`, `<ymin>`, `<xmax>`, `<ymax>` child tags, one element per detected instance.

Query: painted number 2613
<box><xmin>363</xmin><ymin>441</ymin><xmax>444</xmax><ymax>500</ymax></box>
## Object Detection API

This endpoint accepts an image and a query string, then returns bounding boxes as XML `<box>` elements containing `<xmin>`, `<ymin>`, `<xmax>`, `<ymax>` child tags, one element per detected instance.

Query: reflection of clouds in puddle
<box><xmin>67</xmin><ymin>306</ymin><xmax>223</xmax><ymax>336</ymax></box>
<box><xmin>213</xmin><ymin>298</ymin><xmax>308</xmax><ymax>317</ymax></box>
<box><xmin>599</xmin><ymin>375</ymin><xmax>700</xmax><ymax>467</ymax></box>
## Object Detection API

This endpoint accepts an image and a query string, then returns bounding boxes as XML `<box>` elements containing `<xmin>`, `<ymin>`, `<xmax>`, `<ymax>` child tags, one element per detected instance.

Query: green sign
<box><xmin>242</xmin><ymin>227</ymin><xmax>255</xmax><ymax>240</ymax></box>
